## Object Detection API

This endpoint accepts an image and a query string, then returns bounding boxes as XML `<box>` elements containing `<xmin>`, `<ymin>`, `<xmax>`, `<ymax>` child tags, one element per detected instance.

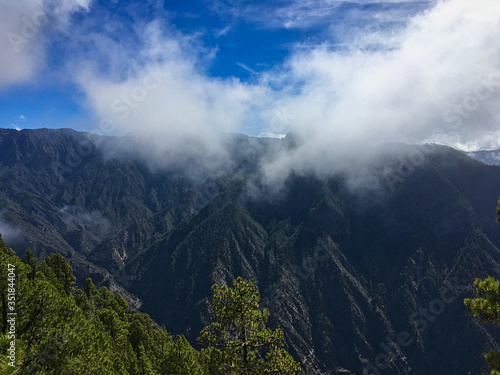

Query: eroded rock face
<box><xmin>1</xmin><ymin>128</ymin><xmax>500</xmax><ymax>374</ymax></box>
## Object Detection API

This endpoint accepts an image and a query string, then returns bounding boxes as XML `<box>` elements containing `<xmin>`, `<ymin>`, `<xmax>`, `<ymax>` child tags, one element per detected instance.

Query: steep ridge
<box><xmin>130</xmin><ymin>155</ymin><xmax>500</xmax><ymax>373</ymax></box>
<box><xmin>1</xmin><ymin>128</ymin><xmax>500</xmax><ymax>373</ymax></box>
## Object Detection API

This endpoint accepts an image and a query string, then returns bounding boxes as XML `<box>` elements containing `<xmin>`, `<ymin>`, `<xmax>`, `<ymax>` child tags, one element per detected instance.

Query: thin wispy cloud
<box><xmin>0</xmin><ymin>210</ymin><xmax>21</xmax><ymax>244</ymax></box>
<box><xmin>229</xmin><ymin>0</ymin><xmax>431</xmax><ymax>30</ymax></box>
<box><xmin>236</xmin><ymin>62</ymin><xmax>258</xmax><ymax>75</ymax></box>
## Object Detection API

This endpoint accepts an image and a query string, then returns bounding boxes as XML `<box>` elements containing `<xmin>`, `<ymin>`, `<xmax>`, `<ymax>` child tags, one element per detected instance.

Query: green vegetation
<box><xmin>0</xmin><ymin>234</ymin><xmax>206</xmax><ymax>374</ymax></box>
<box><xmin>497</xmin><ymin>198</ymin><xmax>500</xmax><ymax>223</ymax></box>
<box><xmin>465</xmin><ymin>199</ymin><xmax>500</xmax><ymax>375</ymax></box>
<box><xmin>465</xmin><ymin>277</ymin><xmax>500</xmax><ymax>375</ymax></box>
<box><xmin>0</xmin><ymin>234</ymin><xmax>299</xmax><ymax>374</ymax></box>
<box><xmin>199</xmin><ymin>277</ymin><xmax>300</xmax><ymax>374</ymax></box>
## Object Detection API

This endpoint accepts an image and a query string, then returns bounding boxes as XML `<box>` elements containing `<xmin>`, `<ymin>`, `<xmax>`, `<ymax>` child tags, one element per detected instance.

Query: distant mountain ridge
<box><xmin>1</xmin><ymin>128</ymin><xmax>500</xmax><ymax>374</ymax></box>
<box><xmin>467</xmin><ymin>149</ymin><xmax>500</xmax><ymax>166</ymax></box>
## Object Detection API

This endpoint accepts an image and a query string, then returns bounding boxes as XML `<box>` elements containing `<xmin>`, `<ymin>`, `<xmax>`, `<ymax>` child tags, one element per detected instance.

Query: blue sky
<box><xmin>0</xmin><ymin>0</ymin><xmax>429</xmax><ymax>132</ymax></box>
<box><xmin>0</xmin><ymin>0</ymin><xmax>499</xmax><ymax>153</ymax></box>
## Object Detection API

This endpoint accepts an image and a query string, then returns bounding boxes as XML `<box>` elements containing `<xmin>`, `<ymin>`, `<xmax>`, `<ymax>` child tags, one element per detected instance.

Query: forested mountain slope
<box><xmin>1</xmin><ymin>128</ymin><xmax>500</xmax><ymax>374</ymax></box>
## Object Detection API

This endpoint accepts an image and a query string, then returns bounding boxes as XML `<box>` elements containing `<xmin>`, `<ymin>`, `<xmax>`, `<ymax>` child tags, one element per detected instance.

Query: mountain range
<box><xmin>1</xmin><ymin>128</ymin><xmax>500</xmax><ymax>374</ymax></box>
<box><xmin>467</xmin><ymin>150</ymin><xmax>500</xmax><ymax>166</ymax></box>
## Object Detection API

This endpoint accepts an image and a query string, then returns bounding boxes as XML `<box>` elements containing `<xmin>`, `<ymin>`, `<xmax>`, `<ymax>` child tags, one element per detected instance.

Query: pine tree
<box><xmin>466</xmin><ymin>199</ymin><xmax>500</xmax><ymax>375</ymax></box>
<box><xmin>198</xmin><ymin>277</ymin><xmax>300</xmax><ymax>374</ymax></box>
<box><xmin>465</xmin><ymin>277</ymin><xmax>500</xmax><ymax>375</ymax></box>
<box><xmin>38</xmin><ymin>253</ymin><xmax>76</xmax><ymax>296</ymax></box>
<box><xmin>0</xmin><ymin>234</ymin><xmax>206</xmax><ymax>374</ymax></box>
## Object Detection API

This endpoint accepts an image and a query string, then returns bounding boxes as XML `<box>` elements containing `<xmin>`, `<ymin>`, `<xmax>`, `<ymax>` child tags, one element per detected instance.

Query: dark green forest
<box><xmin>0</xmin><ymin>235</ymin><xmax>299</xmax><ymax>374</ymax></box>
<box><xmin>4</xmin><ymin>129</ymin><xmax>500</xmax><ymax>373</ymax></box>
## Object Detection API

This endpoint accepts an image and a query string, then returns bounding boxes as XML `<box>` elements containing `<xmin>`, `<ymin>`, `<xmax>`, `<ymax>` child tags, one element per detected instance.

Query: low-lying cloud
<box><xmin>59</xmin><ymin>205</ymin><xmax>111</xmax><ymax>237</ymax></box>
<box><xmin>258</xmin><ymin>0</ymin><xmax>500</xmax><ymax>186</ymax></box>
<box><xmin>0</xmin><ymin>209</ymin><xmax>21</xmax><ymax>245</ymax></box>
<box><xmin>76</xmin><ymin>0</ymin><xmax>500</xmax><ymax>174</ymax></box>
<box><xmin>2</xmin><ymin>0</ymin><xmax>499</xmax><ymax>186</ymax></box>
<box><xmin>0</xmin><ymin>221</ymin><xmax>20</xmax><ymax>244</ymax></box>
<box><xmin>70</xmin><ymin>20</ymin><xmax>268</xmax><ymax>171</ymax></box>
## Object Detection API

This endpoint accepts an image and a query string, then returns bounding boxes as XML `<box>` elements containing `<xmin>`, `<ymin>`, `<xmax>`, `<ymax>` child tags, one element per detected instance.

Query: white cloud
<box><xmin>19</xmin><ymin>115</ymin><xmax>26</xmax><ymax>120</ymax></box>
<box><xmin>59</xmin><ymin>205</ymin><xmax>111</xmax><ymax>236</ymax></box>
<box><xmin>2</xmin><ymin>0</ymin><xmax>496</xmax><ymax>188</ymax></box>
<box><xmin>258</xmin><ymin>132</ymin><xmax>286</xmax><ymax>139</ymax></box>
<box><xmin>0</xmin><ymin>209</ymin><xmax>21</xmax><ymax>244</ymax></box>
<box><xmin>236</xmin><ymin>62</ymin><xmax>258</xmax><ymax>75</ymax></box>
<box><xmin>0</xmin><ymin>0</ymin><xmax>90</xmax><ymax>88</ymax></box>
<box><xmin>229</xmin><ymin>0</ymin><xmax>430</xmax><ymax>30</ymax></box>
<box><xmin>71</xmin><ymin>21</ymin><xmax>269</xmax><ymax>170</ymax></box>
<box><xmin>258</xmin><ymin>0</ymin><xmax>500</xmax><ymax>185</ymax></box>
<box><xmin>214</xmin><ymin>25</ymin><xmax>232</xmax><ymax>38</ymax></box>
<box><xmin>0</xmin><ymin>221</ymin><xmax>19</xmax><ymax>244</ymax></box>
<box><xmin>66</xmin><ymin>0</ymin><xmax>500</xmax><ymax>183</ymax></box>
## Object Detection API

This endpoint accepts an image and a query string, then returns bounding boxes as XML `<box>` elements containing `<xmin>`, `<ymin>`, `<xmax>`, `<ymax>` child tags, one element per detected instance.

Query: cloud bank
<box><xmin>70</xmin><ymin>19</ymin><xmax>268</xmax><ymax>170</ymax></box>
<box><xmin>258</xmin><ymin>0</ymin><xmax>500</xmax><ymax>185</ymax></box>
<box><xmin>2</xmin><ymin>0</ymin><xmax>499</xmax><ymax>184</ymax></box>
<box><xmin>77</xmin><ymin>0</ymin><xmax>500</xmax><ymax>157</ymax></box>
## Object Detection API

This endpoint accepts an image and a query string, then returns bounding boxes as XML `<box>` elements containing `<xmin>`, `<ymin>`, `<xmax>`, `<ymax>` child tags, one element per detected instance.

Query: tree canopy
<box><xmin>0</xmin><ymin>235</ymin><xmax>300</xmax><ymax>374</ymax></box>
<box><xmin>465</xmin><ymin>277</ymin><xmax>500</xmax><ymax>375</ymax></box>
<box><xmin>198</xmin><ymin>277</ymin><xmax>300</xmax><ymax>374</ymax></box>
<box><xmin>0</xmin><ymin>234</ymin><xmax>205</xmax><ymax>374</ymax></box>
<box><xmin>465</xmin><ymin>198</ymin><xmax>500</xmax><ymax>375</ymax></box>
